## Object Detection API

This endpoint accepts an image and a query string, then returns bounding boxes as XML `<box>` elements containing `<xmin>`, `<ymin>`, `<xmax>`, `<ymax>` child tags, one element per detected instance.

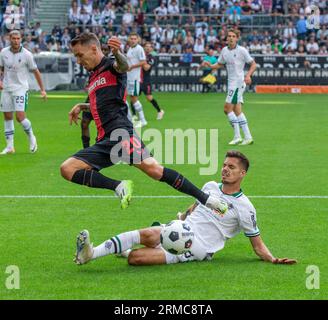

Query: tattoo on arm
<box><xmin>113</xmin><ymin>51</ymin><xmax>129</xmax><ymax>73</ymax></box>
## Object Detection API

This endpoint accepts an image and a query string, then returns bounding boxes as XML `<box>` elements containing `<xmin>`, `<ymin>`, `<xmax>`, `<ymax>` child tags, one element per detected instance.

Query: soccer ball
<box><xmin>160</xmin><ymin>220</ymin><xmax>194</xmax><ymax>255</ymax></box>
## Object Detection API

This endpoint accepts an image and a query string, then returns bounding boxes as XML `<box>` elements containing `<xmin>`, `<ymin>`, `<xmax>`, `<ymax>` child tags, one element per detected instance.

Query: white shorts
<box><xmin>225</xmin><ymin>83</ymin><xmax>245</xmax><ymax>105</ymax></box>
<box><xmin>0</xmin><ymin>89</ymin><xmax>29</xmax><ymax>112</ymax></box>
<box><xmin>127</xmin><ymin>80</ymin><xmax>140</xmax><ymax>96</ymax></box>
<box><xmin>162</xmin><ymin>235</ymin><xmax>214</xmax><ymax>265</ymax></box>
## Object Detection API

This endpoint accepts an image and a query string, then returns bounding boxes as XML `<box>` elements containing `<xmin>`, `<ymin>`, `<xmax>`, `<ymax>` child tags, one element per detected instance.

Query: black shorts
<box><xmin>72</xmin><ymin>129</ymin><xmax>152</xmax><ymax>171</ymax></box>
<box><xmin>140</xmin><ymin>82</ymin><xmax>152</xmax><ymax>96</ymax></box>
<box><xmin>82</xmin><ymin>111</ymin><xmax>94</xmax><ymax>121</ymax></box>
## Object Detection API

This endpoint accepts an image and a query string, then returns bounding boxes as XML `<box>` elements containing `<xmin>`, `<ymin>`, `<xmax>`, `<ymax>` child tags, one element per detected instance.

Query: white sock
<box><xmin>227</xmin><ymin>112</ymin><xmax>240</xmax><ymax>140</ymax></box>
<box><xmin>4</xmin><ymin>120</ymin><xmax>14</xmax><ymax>149</ymax></box>
<box><xmin>20</xmin><ymin>118</ymin><xmax>34</xmax><ymax>138</ymax></box>
<box><xmin>126</xmin><ymin>101</ymin><xmax>133</xmax><ymax>122</ymax></box>
<box><xmin>237</xmin><ymin>113</ymin><xmax>252</xmax><ymax>140</ymax></box>
<box><xmin>133</xmin><ymin>101</ymin><xmax>146</xmax><ymax>123</ymax></box>
<box><xmin>92</xmin><ymin>230</ymin><xmax>140</xmax><ymax>259</ymax></box>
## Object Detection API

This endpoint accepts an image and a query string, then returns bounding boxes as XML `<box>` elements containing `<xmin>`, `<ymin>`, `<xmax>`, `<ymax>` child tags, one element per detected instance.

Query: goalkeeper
<box><xmin>199</xmin><ymin>46</ymin><xmax>217</xmax><ymax>93</ymax></box>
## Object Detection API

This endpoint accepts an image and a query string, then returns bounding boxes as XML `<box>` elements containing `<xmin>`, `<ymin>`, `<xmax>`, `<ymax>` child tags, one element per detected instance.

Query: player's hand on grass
<box><xmin>69</xmin><ymin>104</ymin><xmax>82</xmax><ymax>125</ymax></box>
<box><xmin>273</xmin><ymin>257</ymin><xmax>297</xmax><ymax>265</ymax></box>
<box><xmin>107</xmin><ymin>36</ymin><xmax>122</xmax><ymax>54</ymax></box>
<box><xmin>244</xmin><ymin>75</ymin><xmax>252</xmax><ymax>85</ymax></box>
<box><xmin>40</xmin><ymin>90</ymin><xmax>47</xmax><ymax>100</ymax></box>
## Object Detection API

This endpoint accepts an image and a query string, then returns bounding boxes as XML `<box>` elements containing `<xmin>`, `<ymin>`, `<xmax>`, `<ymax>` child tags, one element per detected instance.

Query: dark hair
<box><xmin>70</xmin><ymin>32</ymin><xmax>100</xmax><ymax>48</ymax></box>
<box><xmin>225</xmin><ymin>150</ymin><xmax>250</xmax><ymax>172</ymax></box>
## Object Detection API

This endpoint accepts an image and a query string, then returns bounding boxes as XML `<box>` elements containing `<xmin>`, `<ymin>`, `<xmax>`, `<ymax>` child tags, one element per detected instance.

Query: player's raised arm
<box><xmin>249</xmin><ymin>235</ymin><xmax>297</xmax><ymax>264</ymax></box>
<box><xmin>107</xmin><ymin>37</ymin><xmax>129</xmax><ymax>73</ymax></box>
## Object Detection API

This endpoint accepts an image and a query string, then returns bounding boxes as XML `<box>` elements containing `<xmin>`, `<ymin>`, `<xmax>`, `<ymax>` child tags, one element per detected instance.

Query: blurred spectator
<box><xmin>150</xmin><ymin>22</ymin><xmax>163</xmax><ymax>43</ymax></box>
<box><xmin>168</xmin><ymin>0</ymin><xmax>180</xmax><ymax>21</ymax></box>
<box><xmin>170</xmin><ymin>37</ymin><xmax>182</xmax><ymax>53</ymax></box>
<box><xmin>61</xmin><ymin>27</ymin><xmax>71</xmax><ymax>52</ymax></box>
<box><xmin>272</xmin><ymin>0</ymin><xmax>284</xmax><ymax>15</ymax></box>
<box><xmin>209</xmin><ymin>0</ymin><xmax>220</xmax><ymax>12</ymax></box>
<box><xmin>69</xmin><ymin>1</ymin><xmax>80</xmax><ymax>25</ymax></box>
<box><xmin>91</xmin><ymin>7</ymin><xmax>102</xmax><ymax>26</ymax></box>
<box><xmin>79</xmin><ymin>6</ymin><xmax>91</xmax><ymax>25</ymax></box>
<box><xmin>122</xmin><ymin>5</ymin><xmax>134</xmax><ymax>26</ymax></box>
<box><xmin>101</xmin><ymin>2</ymin><xmax>116</xmax><ymax>25</ymax></box>
<box><xmin>283</xmin><ymin>21</ymin><xmax>297</xmax><ymax>39</ymax></box>
<box><xmin>193</xmin><ymin>36</ymin><xmax>205</xmax><ymax>53</ymax></box>
<box><xmin>249</xmin><ymin>38</ymin><xmax>262</xmax><ymax>54</ymax></box>
<box><xmin>229</xmin><ymin>1</ymin><xmax>242</xmax><ymax>24</ymax></box>
<box><xmin>306</xmin><ymin>36</ymin><xmax>319</xmax><ymax>54</ymax></box>
<box><xmin>261</xmin><ymin>0</ymin><xmax>272</xmax><ymax>13</ymax></box>
<box><xmin>319</xmin><ymin>45</ymin><xmax>328</xmax><ymax>55</ymax></box>
<box><xmin>271</xmin><ymin>38</ymin><xmax>282</xmax><ymax>53</ymax></box>
<box><xmin>180</xmin><ymin>45</ymin><xmax>193</xmax><ymax>65</ymax></box>
<box><xmin>296</xmin><ymin>15</ymin><xmax>307</xmax><ymax>40</ymax></box>
<box><xmin>251</xmin><ymin>0</ymin><xmax>263</xmax><ymax>13</ymax></box>
<box><xmin>154</xmin><ymin>2</ymin><xmax>168</xmax><ymax>21</ymax></box>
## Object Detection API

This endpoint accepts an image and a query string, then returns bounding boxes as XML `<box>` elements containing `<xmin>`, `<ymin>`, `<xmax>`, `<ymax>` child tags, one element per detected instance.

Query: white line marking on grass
<box><xmin>0</xmin><ymin>195</ymin><xmax>327</xmax><ymax>199</ymax></box>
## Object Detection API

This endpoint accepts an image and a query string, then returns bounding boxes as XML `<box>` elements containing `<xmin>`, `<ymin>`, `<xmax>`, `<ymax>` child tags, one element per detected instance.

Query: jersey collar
<box><xmin>218</xmin><ymin>183</ymin><xmax>243</xmax><ymax>198</ymax></box>
<box><xmin>10</xmin><ymin>45</ymin><xmax>23</xmax><ymax>53</ymax></box>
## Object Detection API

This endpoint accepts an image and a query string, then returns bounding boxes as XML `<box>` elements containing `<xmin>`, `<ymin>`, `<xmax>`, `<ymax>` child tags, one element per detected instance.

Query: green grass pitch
<box><xmin>0</xmin><ymin>92</ymin><xmax>327</xmax><ymax>300</ymax></box>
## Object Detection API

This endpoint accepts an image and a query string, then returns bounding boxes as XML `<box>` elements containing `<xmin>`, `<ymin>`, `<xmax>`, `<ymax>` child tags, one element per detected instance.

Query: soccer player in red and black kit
<box><xmin>141</xmin><ymin>42</ymin><xmax>164</xmax><ymax>120</ymax></box>
<box><xmin>60</xmin><ymin>33</ymin><xmax>227</xmax><ymax>214</ymax></box>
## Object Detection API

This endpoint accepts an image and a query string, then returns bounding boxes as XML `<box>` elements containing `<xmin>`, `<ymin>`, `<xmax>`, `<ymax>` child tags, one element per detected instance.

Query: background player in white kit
<box><xmin>74</xmin><ymin>150</ymin><xmax>297</xmax><ymax>267</ymax></box>
<box><xmin>204</xmin><ymin>29</ymin><xmax>257</xmax><ymax>146</ymax></box>
<box><xmin>126</xmin><ymin>32</ymin><xmax>147</xmax><ymax>127</ymax></box>
<box><xmin>0</xmin><ymin>30</ymin><xmax>47</xmax><ymax>155</ymax></box>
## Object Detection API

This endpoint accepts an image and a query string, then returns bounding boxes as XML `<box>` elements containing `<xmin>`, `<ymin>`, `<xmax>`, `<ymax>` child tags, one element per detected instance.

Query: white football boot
<box><xmin>30</xmin><ymin>135</ymin><xmax>38</xmax><ymax>153</ymax></box>
<box><xmin>74</xmin><ymin>230</ymin><xmax>94</xmax><ymax>265</ymax></box>
<box><xmin>0</xmin><ymin>147</ymin><xmax>15</xmax><ymax>155</ymax></box>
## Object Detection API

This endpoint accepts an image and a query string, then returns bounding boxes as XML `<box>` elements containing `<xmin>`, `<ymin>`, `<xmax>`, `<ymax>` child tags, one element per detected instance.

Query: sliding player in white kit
<box><xmin>74</xmin><ymin>150</ymin><xmax>297</xmax><ymax>267</ymax></box>
<box><xmin>204</xmin><ymin>29</ymin><xmax>257</xmax><ymax>146</ymax></box>
<box><xmin>0</xmin><ymin>30</ymin><xmax>47</xmax><ymax>155</ymax></box>
<box><xmin>126</xmin><ymin>32</ymin><xmax>147</xmax><ymax>127</ymax></box>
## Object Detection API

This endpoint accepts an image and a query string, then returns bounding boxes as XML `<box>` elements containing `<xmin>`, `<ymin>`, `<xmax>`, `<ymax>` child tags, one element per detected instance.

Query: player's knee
<box><xmin>15</xmin><ymin>114</ymin><xmax>25</xmax><ymax>122</ymax></box>
<box><xmin>148</xmin><ymin>164</ymin><xmax>163</xmax><ymax>180</ymax></box>
<box><xmin>140</xmin><ymin>228</ymin><xmax>160</xmax><ymax>247</ymax></box>
<box><xmin>60</xmin><ymin>160</ymin><xmax>74</xmax><ymax>180</ymax></box>
<box><xmin>146</xmin><ymin>95</ymin><xmax>152</xmax><ymax>101</ymax></box>
<box><xmin>128</xmin><ymin>250</ymin><xmax>145</xmax><ymax>266</ymax></box>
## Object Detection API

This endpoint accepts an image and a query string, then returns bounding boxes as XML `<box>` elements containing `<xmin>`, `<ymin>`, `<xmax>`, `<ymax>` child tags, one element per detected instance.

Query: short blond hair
<box><xmin>227</xmin><ymin>29</ymin><xmax>241</xmax><ymax>38</ymax></box>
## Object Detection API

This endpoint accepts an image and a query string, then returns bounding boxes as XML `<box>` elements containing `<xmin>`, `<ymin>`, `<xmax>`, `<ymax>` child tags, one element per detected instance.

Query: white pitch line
<box><xmin>0</xmin><ymin>195</ymin><xmax>327</xmax><ymax>199</ymax></box>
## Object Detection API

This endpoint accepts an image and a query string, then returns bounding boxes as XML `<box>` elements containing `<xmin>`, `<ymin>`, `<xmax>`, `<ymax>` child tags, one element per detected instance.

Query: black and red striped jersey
<box><xmin>87</xmin><ymin>57</ymin><xmax>132</xmax><ymax>141</ymax></box>
<box><xmin>141</xmin><ymin>53</ymin><xmax>154</xmax><ymax>84</ymax></box>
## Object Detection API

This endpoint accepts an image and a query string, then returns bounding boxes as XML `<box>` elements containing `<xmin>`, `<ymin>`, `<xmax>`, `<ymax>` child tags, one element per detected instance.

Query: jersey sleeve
<box><xmin>27</xmin><ymin>52</ymin><xmax>38</xmax><ymax>71</ymax></box>
<box><xmin>242</xmin><ymin>47</ymin><xmax>254</xmax><ymax>64</ymax></box>
<box><xmin>217</xmin><ymin>51</ymin><xmax>225</xmax><ymax>64</ymax></box>
<box><xmin>138</xmin><ymin>47</ymin><xmax>146</xmax><ymax>61</ymax></box>
<box><xmin>239</xmin><ymin>205</ymin><xmax>260</xmax><ymax>237</ymax></box>
<box><xmin>103</xmin><ymin>56</ymin><xmax>120</xmax><ymax>75</ymax></box>
<box><xmin>194</xmin><ymin>181</ymin><xmax>218</xmax><ymax>205</ymax></box>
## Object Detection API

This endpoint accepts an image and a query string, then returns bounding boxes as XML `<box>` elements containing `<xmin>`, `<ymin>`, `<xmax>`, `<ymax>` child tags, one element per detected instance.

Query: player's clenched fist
<box><xmin>107</xmin><ymin>37</ymin><xmax>121</xmax><ymax>53</ymax></box>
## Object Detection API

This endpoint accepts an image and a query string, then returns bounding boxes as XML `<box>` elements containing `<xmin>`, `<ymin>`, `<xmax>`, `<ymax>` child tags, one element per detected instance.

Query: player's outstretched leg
<box><xmin>60</xmin><ymin>158</ymin><xmax>133</xmax><ymax>209</ymax></box>
<box><xmin>133</xmin><ymin>100</ymin><xmax>147</xmax><ymax>127</ymax></box>
<box><xmin>74</xmin><ymin>227</ymin><xmax>165</xmax><ymax>265</ymax></box>
<box><xmin>134</xmin><ymin>158</ymin><xmax>228</xmax><ymax>214</ymax></box>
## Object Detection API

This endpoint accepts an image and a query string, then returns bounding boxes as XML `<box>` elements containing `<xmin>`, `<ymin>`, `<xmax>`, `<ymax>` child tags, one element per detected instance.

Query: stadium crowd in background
<box><xmin>0</xmin><ymin>0</ymin><xmax>328</xmax><ymax>56</ymax></box>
